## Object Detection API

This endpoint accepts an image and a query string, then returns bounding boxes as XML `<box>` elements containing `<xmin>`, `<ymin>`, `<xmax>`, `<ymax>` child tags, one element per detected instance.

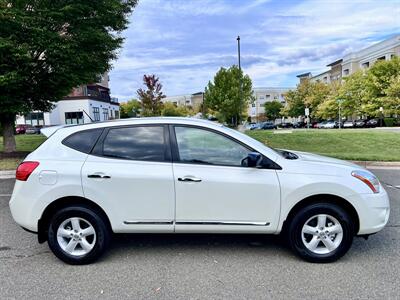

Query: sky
<box><xmin>109</xmin><ymin>0</ymin><xmax>400</xmax><ymax>102</ymax></box>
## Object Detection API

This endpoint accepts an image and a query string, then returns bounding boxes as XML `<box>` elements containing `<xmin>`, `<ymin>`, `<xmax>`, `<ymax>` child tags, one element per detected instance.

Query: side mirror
<box><xmin>242</xmin><ymin>152</ymin><xmax>262</xmax><ymax>168</ymax></box>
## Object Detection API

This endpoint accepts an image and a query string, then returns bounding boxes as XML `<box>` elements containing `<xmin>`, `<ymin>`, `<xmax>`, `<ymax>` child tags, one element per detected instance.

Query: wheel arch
<box><xmin>281</xmin><ymin>194</ymin><xmax>360</xmax><ymax>235</ymax></box>
<box><xmin>38</xmin><ymin>196</ymin><xmax>112</xmax><ymax>243</ymax></box>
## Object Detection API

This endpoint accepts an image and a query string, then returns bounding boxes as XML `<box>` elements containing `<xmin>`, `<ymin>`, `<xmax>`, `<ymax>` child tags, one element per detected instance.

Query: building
<box><xmin>248</xmin><ymin>87</ymin><xmax>293</xmax><ymax>121</ymax></box>
<box><xmin>297</xmin><ymin>34</ymin><xmax>400</xmax><ymax>83</ymax></box>
<box><xmin>16</xmin><ymin>73</ymin><xmax>120</xmax><ymax>126</ymax></box>
<box><xmin>162</xmin><ymin>92</ymin><xmax>204</xmax><ymax>111</ymax></box>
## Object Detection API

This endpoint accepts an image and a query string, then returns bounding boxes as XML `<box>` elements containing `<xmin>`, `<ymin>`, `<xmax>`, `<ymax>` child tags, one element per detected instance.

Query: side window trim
<box><xmin>90</xmin><ymin>124</ymin><xmax>172</xmax><ymax>163</ymax></box>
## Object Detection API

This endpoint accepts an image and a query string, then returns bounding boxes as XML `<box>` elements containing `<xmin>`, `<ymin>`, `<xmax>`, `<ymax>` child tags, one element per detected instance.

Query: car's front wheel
<box><xmin>47</xmin><ymin>205</ymin><xmax>110</xmax><ymax>265</ymax></box>
<box><xmin>288</xmin><ymin>203</ymin><xmax>354</xmax><ymax>263</ymax></box>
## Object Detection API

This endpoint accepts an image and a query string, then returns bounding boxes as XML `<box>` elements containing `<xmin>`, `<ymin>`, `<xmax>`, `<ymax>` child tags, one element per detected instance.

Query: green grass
<box><xmin>0</xmin><ymin>134</ymin><xmax>47</xmax><ymax>152</ymax></box>
<box><xmin>0</xmin><ymin>158</ymin><xmax>23</xmax><ymax>170</ymax></box>
<box><xmin>246</xmin><ymin>129</ymin><xmax>400</xmax><ymax>161</ymax></box>
<box><xmin>0</xmin><ymin>135</ymin><xmax>46</xmax><ymax>170</ymax></box>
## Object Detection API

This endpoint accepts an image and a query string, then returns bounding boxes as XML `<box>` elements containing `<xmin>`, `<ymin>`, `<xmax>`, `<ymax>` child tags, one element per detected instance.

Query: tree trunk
<box><xmin>0</xmin><ymin>114</ymin><xmax>16</xmax><ymax>153</ymax></box>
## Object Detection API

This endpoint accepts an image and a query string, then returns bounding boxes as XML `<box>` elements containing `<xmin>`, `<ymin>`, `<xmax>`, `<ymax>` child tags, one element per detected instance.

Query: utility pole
<box><xmin>237</xmin><ymin>35</ymin><xmax>243</xmax><ymax>127</ymax></box>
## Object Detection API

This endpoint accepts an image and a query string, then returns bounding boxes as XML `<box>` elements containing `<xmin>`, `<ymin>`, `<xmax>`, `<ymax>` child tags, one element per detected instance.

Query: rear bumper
<box><xmin>348</xmin><ymin>187</ymin><xmax>390</xmax><ymax>235</ymax></box>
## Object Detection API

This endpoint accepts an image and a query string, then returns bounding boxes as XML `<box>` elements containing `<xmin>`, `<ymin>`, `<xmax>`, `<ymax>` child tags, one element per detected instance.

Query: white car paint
<box><xmin>10</xmin><ymin>117</ymin><xmax>390</xmax><ymax>237</ymax></box>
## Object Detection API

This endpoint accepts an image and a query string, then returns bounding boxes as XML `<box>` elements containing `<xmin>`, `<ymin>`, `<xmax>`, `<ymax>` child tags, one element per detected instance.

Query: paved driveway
<box><xmin>0</xmin><ymin>168</ymin><xmax>399</xmax><ymax>299</ymax></box>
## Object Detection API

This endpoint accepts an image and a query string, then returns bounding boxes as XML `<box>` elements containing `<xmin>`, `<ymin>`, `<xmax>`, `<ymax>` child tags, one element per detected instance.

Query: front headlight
<box><xmin>351</xmin><ymin>170</ymin><xmax>380</xmax><ymax>193</ymax></box>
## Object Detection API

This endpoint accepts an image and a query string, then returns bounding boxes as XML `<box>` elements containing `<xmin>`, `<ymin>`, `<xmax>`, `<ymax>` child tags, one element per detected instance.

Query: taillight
<box><xmin>16</xmin><ymin>161</ymin><xmax>40</xmax><ymax>181</ymax></box>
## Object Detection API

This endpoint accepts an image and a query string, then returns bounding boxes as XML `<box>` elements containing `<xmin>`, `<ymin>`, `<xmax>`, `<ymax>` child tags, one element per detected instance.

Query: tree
<box><xmin>365</xmin><ymin>56</ymin><xmax>400</xmax><ymax>116</ymax></box>
<box><xmin>0</xmin><ymin>0</ymin><xmax>137</xmax><ymax>152</ymax></box>
<box><xmin>137</xmin><ymin>74</ymin><xmax>166</xmax><ymax>116</ymax></box>
<box><xmin>161</xmin><ymin>102</ymin><xmax>191</xmax><ymax>117</ymax></box>
<box><xmin>264</xmin><ymin>101</ymin><xmax>283</xmax><ymax>120</ymax></box>
<box><xmin>204</xmin><ymin>65</ymin><xmax>254</xmax><ymax>127</ymax></box>
<box><xmin>120</xmin><ymin>99</ymin><xmax>141</xmax><ymax>118</ymax></box>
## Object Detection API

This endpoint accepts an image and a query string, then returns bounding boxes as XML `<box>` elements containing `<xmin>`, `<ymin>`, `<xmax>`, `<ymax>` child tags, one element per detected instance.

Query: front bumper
<box><xmin>348</xmin><ymin>187</ymin><xmax>390</xmax><ymax>235</ymax></box>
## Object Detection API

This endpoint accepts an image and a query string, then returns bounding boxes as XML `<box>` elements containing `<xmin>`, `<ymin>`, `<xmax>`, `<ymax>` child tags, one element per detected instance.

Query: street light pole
<box><xmin>237</xmin><ymin>35</ymin><xmax>243</xmax><ymax>127</ymax></box>
<box><xmin>338</xmin><ymin>101</ymin><xmax>341</xmax><ymax>129</ymax></box>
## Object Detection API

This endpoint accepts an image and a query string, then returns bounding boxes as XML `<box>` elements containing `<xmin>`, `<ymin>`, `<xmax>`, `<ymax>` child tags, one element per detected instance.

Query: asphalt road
<box><xmin>1</xmin><ymin>168</ymin><xmax>399</xmax><ymax>299</ymax></box>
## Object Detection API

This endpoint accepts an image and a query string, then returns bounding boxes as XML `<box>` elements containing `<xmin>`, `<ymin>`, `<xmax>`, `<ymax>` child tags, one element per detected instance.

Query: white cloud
<box><xmin>110</xmin><ymin>0</ymin><xmax>400</xmax><ymax>101</ymax></box>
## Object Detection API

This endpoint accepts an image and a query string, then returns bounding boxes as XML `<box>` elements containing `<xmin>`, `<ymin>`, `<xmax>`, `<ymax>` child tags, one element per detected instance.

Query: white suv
<box><xmin>10</xmin><ymin>118</ymin><xmax>390</xmax><ymax>264</ymax></box>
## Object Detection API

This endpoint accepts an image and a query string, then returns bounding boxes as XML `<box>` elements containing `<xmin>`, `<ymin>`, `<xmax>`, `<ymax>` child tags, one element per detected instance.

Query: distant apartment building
<box><xmin>17</xmin><ymin>73</ymin><xmax>120</xmax><ymax>126</ymax></box>
<box><xmin>297</xmin><ymin>34</ymin><xmax>400</xmax><ymax>83</ymax></box>
<box><xmin>163</xmin><ymin>88</ymin><xmax>292</xmax><ymax>121</ymax></box>
<box><xmin>248</xmin><ymin>87</ymin><xmax>293</xmax><ymax>121</ymax></box>
<box><xmin>162</xmin><ymin>92</ymin><xmax>204</xmax><ymax>111</ymax></box>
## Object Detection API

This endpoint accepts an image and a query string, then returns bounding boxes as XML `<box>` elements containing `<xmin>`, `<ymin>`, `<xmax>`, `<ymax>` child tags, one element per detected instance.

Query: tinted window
<box><xmin>102</xmin><ymin>126</ymin><xmax>166</xmax><ymax>161</ymax></box>
<box><xmin>63</xmin><ymin>128</ymin><xmax>103</xmax><ymax>154</ymax></box>
<box><xmin>174</xmin><ymin>126</ymin><xmax>250</xmax><ymax>166</ymax></box>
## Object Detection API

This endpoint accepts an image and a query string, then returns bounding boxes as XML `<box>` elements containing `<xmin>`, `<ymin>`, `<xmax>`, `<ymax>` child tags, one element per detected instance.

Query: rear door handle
<box><xmin>178</xmin><ymin>176</ymin><xmax>202</xmax><ymax>182</ymax></box>
<box><xmin>88</xmin><ymin>174</ymin><xmax>111</xmax><ymax>179</ymax></box>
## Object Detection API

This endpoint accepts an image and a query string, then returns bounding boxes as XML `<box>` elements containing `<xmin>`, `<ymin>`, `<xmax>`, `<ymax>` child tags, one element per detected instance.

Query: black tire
<box><xmin>287</xmin><ymin>203</ymin><xmax>354</xmax><ymax>263</ymax></box>
<box><xmin>47</xmin><ymin>205</ymin><xmax>111</xmax><ymax>265</ymax></box>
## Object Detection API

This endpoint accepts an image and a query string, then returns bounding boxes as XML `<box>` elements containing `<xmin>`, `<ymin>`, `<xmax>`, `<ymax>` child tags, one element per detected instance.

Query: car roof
<box><xmin>41</xmin><ymin>117</ymin><xmax>224</xmax><ymax>137</ymax></box>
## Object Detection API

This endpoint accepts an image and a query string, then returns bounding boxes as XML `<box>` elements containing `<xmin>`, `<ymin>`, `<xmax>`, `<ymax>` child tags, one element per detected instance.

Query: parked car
<box><xmin>250</xmin><ymin>123</ymin><xmax>262</xmax><ymax>130</ymax></box>
<box><xmin>10</xmin><ymin>118</ymin><xmax>390</xmax><ymax>264</ymax></box>
<box><xmin>321</xmin><ymin>120</ymin><xmax>336</xmax><ymax>129</ymax></box>
<box><xmin>365</xmin><ymin>119</ymin><xmax>379</xmax><ymax>128</ymax></box>
<box><xmin>279</xmin><ymin>122</ymin><xmax>293</xmax><ymax>128</ymax></box>
<box><xmin>343</xmin><ymin>120</ymin><xmax>355</xmax><ymax>128</ymax></box>
<box><xmin>260</xmin><ymin>121</ymin><xmax>277</xmax><ymax>130</ymax></box>
<box><xmin>293</xmin><ymin>121</ymin><xmax>306</xmax><ymax>128</ymax></box>
<box><xmin>15</xmin><ymin>124</ymin><xmax>28</xmax><ymax>134</ymax></box>
<box><xmin>25</xmin><ymin>125</ymin><xmax>42</xmax><ymax>134</ymax></box>
<box><xmin>354</xmin><ymin>119</ymin><xmax>367</xmax><ymax>128</ymax></box>
<box><xmin>317</xmin><ymin>121</ymin><xmax>327</xmax><ymax>128</ymax></box>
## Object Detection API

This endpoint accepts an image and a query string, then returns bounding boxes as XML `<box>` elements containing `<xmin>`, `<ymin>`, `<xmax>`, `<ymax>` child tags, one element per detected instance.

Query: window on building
<box><xmin>114</xmin><ymin>110</ymin><xmax>120</xmax><ymax>119</ymax></box>
<box><xmin>323</xmin><ymin>77</ymin><xmax>328</xmax><ymax>82</ymax></box>
<box><xmin>65</xmin><ymin>112</ymin><xmax>84</xmax><ymax>124</ymax></box>
<box><xmin>377</xmin><ymin>56</ymin><xmax>386</xmax><ymax>61</ymax></box>
<box><xmin>362</xmin><ymin>62</ymin><xmax>370</xmax><ymax>69</ymax></box>
<box><xmin>343</xmin><ymin>69</ymin><xmax>349</xmax><ymax>76</ymax></box>
<box><xmin>391</xmin><ymin>54</ymin><xmax>396</xmax><ymax>59</ymax></box>
<box><xmin>259</xmin><ymin>96</ymin><xmax>265</xmax><ymax>100</ymax></box>
<box><xmin>252</xmin><ymin>103</ymin><xmax>256</xmax><ymax>107</ymax></box>
<box><xmin>266</xmin><ymin>95</ymin><xmax>271</xmax><ymax>99</ymax></box>
<box><xmin>101</xmin><ymin>126</ymin><xmax>166</xmax><ymax>162</ymax></box>
<box><xmin>25</xmin><ymin>112</ymin><xmax>44</xmax><ymax>126</ymax></box>
<box><xmin>102</xmin><ymin>108</ymin><xmax>109</xmax><ymax>121</ymax></box>
<box><xmin>93</xmin><ymin>107</ymin><xmax>100</xmax><ymax>122</ymax></box>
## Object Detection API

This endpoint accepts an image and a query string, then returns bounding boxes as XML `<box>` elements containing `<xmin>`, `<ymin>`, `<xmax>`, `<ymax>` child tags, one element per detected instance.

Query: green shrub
<box><xmin>384</xmin><ymin>117</ymin><xmax>395</xmax><ymax>127</ymax></box>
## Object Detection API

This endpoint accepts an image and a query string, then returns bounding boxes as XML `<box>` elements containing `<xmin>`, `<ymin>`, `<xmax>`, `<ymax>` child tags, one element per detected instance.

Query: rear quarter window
<box><xmin>62</xmin><ymin>128</ymin><xmax>103</xmax><ymax>154</ymax></box>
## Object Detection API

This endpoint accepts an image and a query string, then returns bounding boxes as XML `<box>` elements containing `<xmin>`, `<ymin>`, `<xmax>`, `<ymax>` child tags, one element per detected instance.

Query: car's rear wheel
<box><xmin>47</xmin><ymin>205</ymin><xmax>110</xmax><ymax>265</ymax></box>
<box><xmin>288</xmin><ymin>203</ymin><xmax>354</xmax><ymax>263</ymax></box>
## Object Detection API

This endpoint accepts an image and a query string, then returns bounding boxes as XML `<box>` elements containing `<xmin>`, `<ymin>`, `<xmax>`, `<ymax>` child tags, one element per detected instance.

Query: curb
<box><xmin>0</xmin><ymin>170</ymin><xmax>16</xmax><ymax>179</ymax></box>
<box><xmin>351</xmin><ymin>161</ymin><xmax>400</xmax><ymax>168</ymax></box>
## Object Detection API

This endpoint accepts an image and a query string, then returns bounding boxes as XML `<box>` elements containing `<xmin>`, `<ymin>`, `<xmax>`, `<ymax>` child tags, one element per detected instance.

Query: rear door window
<box><xmin>100</xmin><ymin>126</ymin><xmax>168</xmax><ymax>162</ymax></box>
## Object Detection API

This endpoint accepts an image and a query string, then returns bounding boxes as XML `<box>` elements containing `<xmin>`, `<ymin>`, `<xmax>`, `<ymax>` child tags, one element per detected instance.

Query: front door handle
<box><xmin>178</xmin><ymin>176</ymin><xmax>202</xmax><ymax>182</ymax></box>
<box><xmin>88</xmin><ymin>174</ymin><xmax>111</xmax><ymax>179</ymax></box>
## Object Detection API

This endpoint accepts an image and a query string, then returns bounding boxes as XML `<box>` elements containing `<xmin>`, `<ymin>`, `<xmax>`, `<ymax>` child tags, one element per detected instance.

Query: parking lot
<box><xmin>1</xmin><ymin>168</ymin><xmax>399</xmax><ymax>299</ymax></box>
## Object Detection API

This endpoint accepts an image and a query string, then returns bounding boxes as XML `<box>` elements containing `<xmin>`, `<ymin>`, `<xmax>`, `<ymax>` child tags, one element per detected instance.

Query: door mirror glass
<box><xmin>241</xmin><ymin>152</ymin><xmax>262</xmax><ymax>168</ymax></box>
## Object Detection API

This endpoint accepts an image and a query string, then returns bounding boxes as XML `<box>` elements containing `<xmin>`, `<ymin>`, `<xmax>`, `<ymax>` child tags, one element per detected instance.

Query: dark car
<box><xmin>365</xmin><ymin>119</ymin><xmax>379</xmax><ymax>128</ymax></box>
<box><xmin>261</xmin><ymin>121</ymin><xmax>277</xmax><ymax>130</ymax></box>
<box><xmin>15</xmin><ymin>124</ymin><xmax>28</xmax><ymax>134</ymax></box>
<box><xmin>25</xmin><ymin>125</ymin><xmax>42</xmax><ymax>134</ymax></box>
<box><xmin>354</xmin><ymin>119</ymin><xmax>367</xmax><ymax>128</ymax></box>
<box><xmin>279</xmin><ymin>122</ymin><xmax>293</xmax><ymax>128</ymax></box>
